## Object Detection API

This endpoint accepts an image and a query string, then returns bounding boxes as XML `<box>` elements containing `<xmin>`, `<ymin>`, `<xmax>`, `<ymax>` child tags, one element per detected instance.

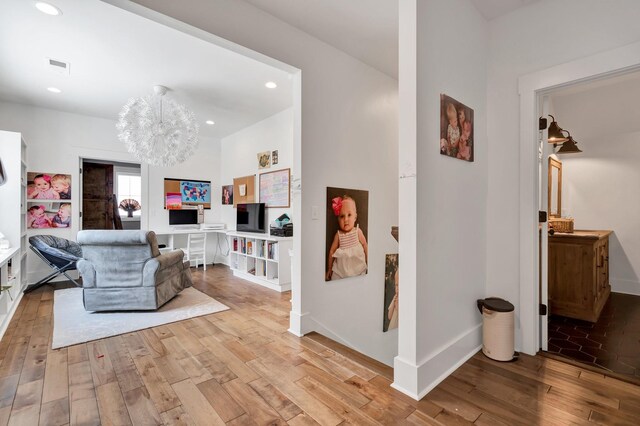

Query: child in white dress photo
<box><xmin>326</xmin><ymin>195</ymin><xmax>368</xmax><ymax>280</ymax></box>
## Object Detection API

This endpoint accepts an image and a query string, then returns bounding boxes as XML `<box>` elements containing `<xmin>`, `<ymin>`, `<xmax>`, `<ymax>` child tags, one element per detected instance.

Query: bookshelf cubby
<box><xmin>227</xmin><ymin>231</ymin><xmax>292</xmax><ymax>292</ymax></box>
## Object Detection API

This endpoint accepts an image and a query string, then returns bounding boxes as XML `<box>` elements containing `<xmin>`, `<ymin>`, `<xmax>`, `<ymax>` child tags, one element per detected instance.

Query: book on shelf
<box><xmin>247</xmin><ymin>241</ymin><xmax>252</xmax><ymax>255</ymax></box>
<box><xmin>267</xmin><ymin>242</ymin><xmax>279</xmax><ymax>261</ymax></box>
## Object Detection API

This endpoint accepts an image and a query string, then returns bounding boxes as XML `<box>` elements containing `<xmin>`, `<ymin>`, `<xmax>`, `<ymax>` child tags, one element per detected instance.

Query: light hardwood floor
<box><xmin>1</xmin><ymin>265</ymin><xmax>640</xmax><ymax>425</ymax></box>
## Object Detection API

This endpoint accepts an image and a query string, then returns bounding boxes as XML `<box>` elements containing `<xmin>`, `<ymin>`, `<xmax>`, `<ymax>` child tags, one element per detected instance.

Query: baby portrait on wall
<box><xmin>383</xmin><ymin>254</ymin><xmax>399</xmax><ymax>332</ymax></box>
<box><xmin>27</xmin><ymin>172</ymin><xmax>71</xmax><ymax>200</ymax></box>
<box><xmin>325</xmin><ymin>187</ymin><xmax>369</xmax><ymax>282</ymax></box>
<box><xmin>222</xmin><ymin>185</ymin><xmax>234</xmax><ymax>205</ymax></box>
<box><xmin>27</xmin><ymin>202</ymin><xmax>72</xmax><ymax>229</ymax></box>
<box><xmin>439</xmin><ymin>94</ymin><xmax>474</xmax><ymax>162</ymax></box>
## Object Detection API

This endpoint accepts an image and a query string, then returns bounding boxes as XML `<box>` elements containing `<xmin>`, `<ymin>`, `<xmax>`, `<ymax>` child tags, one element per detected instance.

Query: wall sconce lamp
<box><xmin>556</xmin><ymin>130</ymin><xmax>583</xmax><ymax>154</ymax></box>
<box><xmin>546</xmin><ymin>115</ymin><xmax>569</xmax><ymax>144</ymax></box>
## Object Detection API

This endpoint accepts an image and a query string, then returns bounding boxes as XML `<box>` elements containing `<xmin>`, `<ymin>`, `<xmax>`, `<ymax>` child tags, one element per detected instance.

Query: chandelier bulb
<box><xmin>153</xmin><ymin>85</ymin><xmax>168</xmax><ymax>96</ymax></box>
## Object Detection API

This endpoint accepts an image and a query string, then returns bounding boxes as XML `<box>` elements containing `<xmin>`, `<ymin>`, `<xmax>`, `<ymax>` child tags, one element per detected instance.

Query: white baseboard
<box><xmin>610</xmin><ymin>278</ymin><xmax>640</xmax><ymax>296</ymax></box>
<box><xmin>288</xmin><ymin>311</ymin><xmax>312</xmax><ymax>336</ymax></box>
<box><xmin>392</xmin><ymin>324</ymin><xmax>482</xmax><ymax>400</ymax></box>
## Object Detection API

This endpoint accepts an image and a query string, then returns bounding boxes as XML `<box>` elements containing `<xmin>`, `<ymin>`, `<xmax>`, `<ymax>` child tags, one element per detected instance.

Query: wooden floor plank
<box><xmin>95</xmin><ymin>381</ymin><xmax>132</xmax><ymax>426</ymax></box>
<box><xmin>39</xmin><ymin>397</ymin><xmax>69</xmax><ymax>426</ymax></box>
<box><xmin>171</xmin><ymin>379</ymin><xmax>225</xmax><ymax>426</ymax></box>
<box><xmin>42</xmin><ymin>349</ymin><xmax>68</xmax><ymax>404</ymax></box>
<box><xmin>132</xmin><ymin>355</ymin><xmax>180</xmax><ymax>413</ymax></box>
<box><xmin>122</xmin><ymin>386</ymin><xmax>162</xmax><ymax>426</ymax></box>
<box><xmin>1</xmin><ymin>266</ymin><xmax>639</xmax><ymax>426</ymax></box>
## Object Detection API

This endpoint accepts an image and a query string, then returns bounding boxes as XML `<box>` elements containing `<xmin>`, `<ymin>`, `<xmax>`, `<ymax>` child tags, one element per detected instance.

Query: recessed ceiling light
<box><xmin>265</xmin><ymin>82</ymin><xmax>277</xmax><ymax>89</ymax></box>
<box><xmin>205</xmin><ymin>120</ymin><xmax>215</xmax><ymax>125</ymax></box>
<box><xmin>35</xmin><ymin>2</ymin><xmax>62</xmax><ymax>16</ymax></box>
<box><xmin>47</xmin><ymin>87</ymin><xmax>62</xmax><ymax>93</ymax></box>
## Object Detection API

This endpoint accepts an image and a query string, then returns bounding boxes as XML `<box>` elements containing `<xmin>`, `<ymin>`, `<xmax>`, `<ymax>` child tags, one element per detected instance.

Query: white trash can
<box><xmin>477</xmin><ymin>297</ymin><xmax>516</xmax><ymax>362</ymax></box>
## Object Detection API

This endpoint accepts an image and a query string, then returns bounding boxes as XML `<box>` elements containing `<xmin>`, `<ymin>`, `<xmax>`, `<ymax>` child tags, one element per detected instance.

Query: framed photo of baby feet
<box><xmin>325</xmin><ymin>187</ymin><xmax>369</xmax><ymax>282</ymax></box>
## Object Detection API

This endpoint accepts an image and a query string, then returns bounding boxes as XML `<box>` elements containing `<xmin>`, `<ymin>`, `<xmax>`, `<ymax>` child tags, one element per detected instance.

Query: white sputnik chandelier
<box><xmin>116</xmin><ymin>85</ymin><xmax>199</xmax><ymax>167</ymax></box>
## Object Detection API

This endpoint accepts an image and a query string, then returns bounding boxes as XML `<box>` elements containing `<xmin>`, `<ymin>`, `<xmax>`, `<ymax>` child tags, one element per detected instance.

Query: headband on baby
<box><xmin>42</xmin><ymin>174</ymin><xmax>51</xmax><ymax>182</ymax></box>
<box><xmin>332</xmin><ymin>197</ymin><xmax>342</xmax><ymax>216</ymax></box>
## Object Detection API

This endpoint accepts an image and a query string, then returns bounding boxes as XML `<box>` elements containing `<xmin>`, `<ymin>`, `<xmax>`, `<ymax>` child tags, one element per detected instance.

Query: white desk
<box><xmin>154</xmin><ymin>228</ymin><xmax>229</xmax><ymax>264</ymax></box>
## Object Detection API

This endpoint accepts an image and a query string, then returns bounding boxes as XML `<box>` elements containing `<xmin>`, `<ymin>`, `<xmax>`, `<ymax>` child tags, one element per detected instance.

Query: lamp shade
<box><xmin>556</xmin><ymin>132</ymin><xmax>582</xmax><ymax>154</ymax></box>
<box><xmin>556</xmin><ymin>140</ymin><xmax>582</xmax><ymax>154</ymax></box>
<box><xmin>547</xmin><ymin>115</ymin><xmax>569</xmax><ymax>143</ymax></box>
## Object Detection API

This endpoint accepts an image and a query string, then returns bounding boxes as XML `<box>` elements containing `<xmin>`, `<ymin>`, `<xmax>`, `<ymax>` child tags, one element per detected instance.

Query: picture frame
<box><xmin>259</xmin><ymin>168</ymin><xmax>290</xmax><ymax>208</ymax></box>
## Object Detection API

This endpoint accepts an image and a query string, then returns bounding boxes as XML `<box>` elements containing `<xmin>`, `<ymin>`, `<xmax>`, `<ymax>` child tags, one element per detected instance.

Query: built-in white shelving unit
<box><xmin>0</xmin><ymin>131</ymin><xmax>28</xmax><ymax>339</ymax></box>
<box><xmin>227</xmin><ymin>231</ymin><xmax>292</xmax><ymax>292</ymax></box>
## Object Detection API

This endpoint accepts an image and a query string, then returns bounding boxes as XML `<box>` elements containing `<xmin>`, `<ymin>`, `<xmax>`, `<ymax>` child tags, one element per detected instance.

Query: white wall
<box><xmin>395</xmin><ymin>0</ymin><xmax>488</xmax><ymax>399</ymax></box>
<box><xmin>558</xmin><ymin>132</ymin><xmax>640</xmax><ymax>295</ymax></box>
<box><xmin>551</xmin><ymin>79</ymin><xmax>640</xmax><ymax>296</ymax></box>
<box><xmin>487</xmin><ymin>0</ymin><xmax>640</xmax><ymax>349</ymax></box>
<box><xmin>219</xmin><ymin>108</ymin><xmax>293</xmax><ymax>229</ymax></box>
<box><xmin>127</xmin><ymin>0</ymin><xmax>400</xmax><ymax>365</ymax></box>
<box><xmin>0</xmin><ymin>101</ymin><xmax>220</xmax><ymax>282</ymax></box>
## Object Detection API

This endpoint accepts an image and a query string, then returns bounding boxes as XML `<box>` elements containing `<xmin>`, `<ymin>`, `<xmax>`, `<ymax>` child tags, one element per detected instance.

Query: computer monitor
<box><xmin>169</xmin><ymin>209</ymin><xmax>198</xmax><ymax>225</ymax></box>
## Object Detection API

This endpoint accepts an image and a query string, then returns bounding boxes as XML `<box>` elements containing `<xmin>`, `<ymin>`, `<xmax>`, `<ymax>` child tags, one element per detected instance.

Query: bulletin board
<box><xmin>233</xmin><ymin>175</ymin><xmax>256</xmax><ymax>207</ymax></box>
<box><xmin>259</xmin><ymin>168</ymin><xmax>290</xmax><ymax>208</ymax></box>
<box><xmin>164</xmin><ymin>178</ymin><xmax>211</xmax><ymax>209</ymax></box>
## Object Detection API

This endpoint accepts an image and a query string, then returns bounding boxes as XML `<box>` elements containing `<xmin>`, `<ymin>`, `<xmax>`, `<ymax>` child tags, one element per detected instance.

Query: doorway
<box><xmin>81</xmin><ymin>159</ymin><xmax>141</xmax><ymax>230</ymax></box>
<box><xmin>518</xmin><ymin>42</ymin><xmax>640</xmax><ymax>357</ymax></box>
<box><xmin>539</xmin><ymin>72</ymin><xmax>640</xmax><ymax>382</ymax></box>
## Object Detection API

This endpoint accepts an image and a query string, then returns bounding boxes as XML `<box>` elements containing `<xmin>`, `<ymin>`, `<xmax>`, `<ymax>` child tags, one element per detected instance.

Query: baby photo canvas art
<box><xmin>440</xmin><ymin>94</ymin><xmax>474</xmax><ymax>162</ymax></box>
<box><xmin>27</xmin><ymin>202</ymin><xmax>71</xmax><ymax>229</ymax></box>
<box><xmin>325</xmin><ymin>187</ymin><xmax>369</xmax><ymax>282</ymax></box>
<box><xmin>27</xmin><ymin>172</ymin><xmax>71</xmax><ymax>200</ymax></box>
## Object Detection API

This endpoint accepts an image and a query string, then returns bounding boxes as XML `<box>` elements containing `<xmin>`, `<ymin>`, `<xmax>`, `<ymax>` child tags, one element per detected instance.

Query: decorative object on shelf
<box><xmin>440</xmin><ymin>93</ymin><xmax>474</xmax><ymax>162</ymax></box>
<box><xmin>27</xmin><ymin>171</ymin><xmax>71</xmax><ymax>200</ymax></box>
<box><xmin>0</xmin><ymin>159</ymin><xmax>6</xmax><ymax>186</ymax></box>
<box><xmin>257</xmin><ymin>151</ymin><xmax>271</xmax><ymax>169</ymax></box>
<box><xmin>119</xmin><ymin>198</ymin><xmax>141</xmax><ymax>217</ymax></box>
<box><xmin>116</xmin><ymin>85</ymin><xmax>199</xmax><ymax>167</ymax></box>
<box><xmin>26</xmin><ymin>202</ymin><xmax>71</xmax><ymax>229</ymax></box>
<box><xmin>383</xmin><ymin>253</ymin><xmax>399</xmax><ymax>332</ymax></box>
<box><xmin>222</xmin><ymin>185</ymin><xmax>233</xmax><ymax>205</ymax></box>
<box><xmin>259</xmin><ymin>168</ymin><xmax>290</xmax><ymax>208</ymax></box>
<box><xmin>272</xmin><ymin>150</ymin><xmax>279</xmax><ymax>165</ymax></box>
<box><xmin>0</xmin><ymin>232</ymin><xmax>10</xmax><ymax>252</ymax></box>
<box><xmin>325</xmin><ymin>187</ymin><xmax>369</xmax><ymax>282</ymax></box>
<box><xmin>164</xmin><ymin>178</ymin><xmax>211</xmax><ymax>209</ymax></box>
<box><xmin>549</xmin><ymin>217</ymin><xmax>574</xmax><ymax>233</ymax></box>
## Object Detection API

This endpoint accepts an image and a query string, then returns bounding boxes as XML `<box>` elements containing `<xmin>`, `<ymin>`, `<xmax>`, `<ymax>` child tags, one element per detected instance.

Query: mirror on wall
<box><xmin>548</xmin><ymin>157</ymin><xmax>562</xmax><ymax>218</ymax></box>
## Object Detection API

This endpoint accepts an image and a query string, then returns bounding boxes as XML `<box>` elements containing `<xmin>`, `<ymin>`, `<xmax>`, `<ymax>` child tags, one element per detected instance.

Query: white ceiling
<box><xmin>243</xmin><ymin>0</ymin><xmax>399</xmax><ymax>79</ymax></box>
<box><xmin>470</xmin><ymin>0</ymin><xmax>541</xmax><ymax>21</ymax></box>
<box><xmin>550</xmin><ymin>70</ymin><xmax>640</xmax><ymax>140</ymax></box>
<box><xmin>0</xmin><ymin>0</ymin><xmax>294</xmax><ymax>139</ymax></box>
<box><xmin>241</xmin><ymin>0</ymin><xmax>540</xmax><ymax>80</ymax></box>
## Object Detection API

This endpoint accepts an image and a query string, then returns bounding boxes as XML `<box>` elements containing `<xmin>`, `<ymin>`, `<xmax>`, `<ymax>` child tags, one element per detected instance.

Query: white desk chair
<box><xmin>181</xmin><ymin>233</ymin><xmax>207</xmax><ymax>270</ymax></box>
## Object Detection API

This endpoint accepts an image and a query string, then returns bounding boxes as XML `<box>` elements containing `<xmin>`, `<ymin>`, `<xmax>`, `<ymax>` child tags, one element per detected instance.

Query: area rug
<box><xmin>52</xmin><ymin>287</ymin><xmax>229</xmax><ymax>349</ymax></box>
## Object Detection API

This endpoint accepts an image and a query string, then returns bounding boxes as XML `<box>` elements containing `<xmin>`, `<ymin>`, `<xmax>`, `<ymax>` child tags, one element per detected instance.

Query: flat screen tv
<box><xmin>237</xmin><ymin>203</ymin><xmax>266</xmax><ymax>233</ymax></box>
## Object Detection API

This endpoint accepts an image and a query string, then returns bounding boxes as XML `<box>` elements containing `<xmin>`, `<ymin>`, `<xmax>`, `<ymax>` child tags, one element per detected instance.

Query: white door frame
<box><xmin>518</xmin><ymin>41</ymin><xmax>640</xmax><ymax>355</ymax></box>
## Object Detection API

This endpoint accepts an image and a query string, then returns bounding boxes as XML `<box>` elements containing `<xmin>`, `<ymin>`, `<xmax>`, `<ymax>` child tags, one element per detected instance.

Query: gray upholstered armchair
<box><xmin>76</xmin><ymin>230</ymin><xmax>192</xmax><ymax>311</ymax></box>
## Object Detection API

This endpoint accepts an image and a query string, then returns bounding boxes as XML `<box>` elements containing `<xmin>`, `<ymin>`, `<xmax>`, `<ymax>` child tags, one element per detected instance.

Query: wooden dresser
<box><xmin>548</xmin><ymin>230</ymin><xmax>612</xmax><ymax>322</ymax></box>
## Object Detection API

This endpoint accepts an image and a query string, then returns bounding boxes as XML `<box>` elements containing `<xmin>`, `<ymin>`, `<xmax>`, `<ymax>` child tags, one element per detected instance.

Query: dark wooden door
<box><xmin>82</xmin><ymin>162</ymin><xmax>114</xmax><ymax>229</ymax></box>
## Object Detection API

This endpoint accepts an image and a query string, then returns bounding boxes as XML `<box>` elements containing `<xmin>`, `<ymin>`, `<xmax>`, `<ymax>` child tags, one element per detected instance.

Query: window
<box><xmin>116</xmin><ymin>170</ymin><xmax>141</xmax><ymax>218</ymax></box>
